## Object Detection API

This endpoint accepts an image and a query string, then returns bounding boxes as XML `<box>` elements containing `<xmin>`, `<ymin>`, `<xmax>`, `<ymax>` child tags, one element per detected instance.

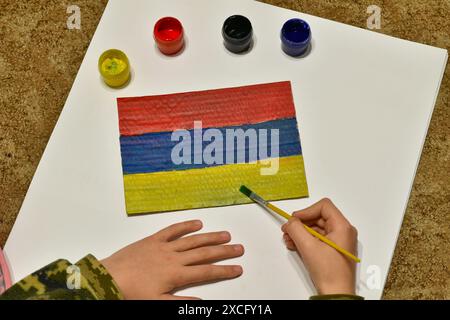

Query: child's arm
<box><xmin>282</xmin><ymin>198</ymin><xmax>364</xmax><ymax>300</ymax></box>
<box><xmin>0</xmin><ymin>254</ymin><xmax>122</xmax><ymax>300</ymax></box>
<box><xmin>1</xmin><ymin>220</ymin><xmax>244</xmax><ymax>300</ymax></box>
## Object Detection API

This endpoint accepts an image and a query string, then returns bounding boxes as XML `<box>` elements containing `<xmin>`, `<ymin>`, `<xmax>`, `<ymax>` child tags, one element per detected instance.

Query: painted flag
<box><xmin>117</xmin><ymin>81</ymin><xmax>308</xmax><ymax>215</ymax></box>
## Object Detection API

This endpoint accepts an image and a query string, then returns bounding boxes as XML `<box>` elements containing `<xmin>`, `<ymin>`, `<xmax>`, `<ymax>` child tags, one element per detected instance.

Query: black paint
<box><xmin>222</xmin><ymin>15</ymin><xmax>253</xmax><ymax>54</ymax></box>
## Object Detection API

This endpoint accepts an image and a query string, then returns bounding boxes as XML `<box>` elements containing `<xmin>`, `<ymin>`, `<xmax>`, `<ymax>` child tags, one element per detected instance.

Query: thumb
<box><xmin>282</xmin><ymin>218</ymin><xmax>316</xmax><ymax>254</ymax></box>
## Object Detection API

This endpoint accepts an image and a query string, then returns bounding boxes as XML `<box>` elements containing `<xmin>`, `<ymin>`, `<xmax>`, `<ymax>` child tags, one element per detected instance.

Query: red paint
<box><xmin>154</xmin><ymin>17</ymin><xmax>184</xmax><ymax>55</ymax></box>
<box><xmin>118</xmin><ymin>81</ymin><xmax>297</xmax><ymax>136</ymax></box>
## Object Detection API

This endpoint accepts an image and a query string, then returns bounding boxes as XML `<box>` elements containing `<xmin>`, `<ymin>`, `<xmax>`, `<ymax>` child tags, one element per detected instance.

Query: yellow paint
<box><xmin>123</xmin><ymin>155</ymin><xmax>308</xmax><ymax>215</ymax></box>
<box><xmin>98</xmin><ymin>49</ymin><xmax>130</xmax><ymax>88</ymax></box>
<box><xmin>101</xmin><ymin>58</ymin><xmax>127</xmax><ymax>76</ymax></box>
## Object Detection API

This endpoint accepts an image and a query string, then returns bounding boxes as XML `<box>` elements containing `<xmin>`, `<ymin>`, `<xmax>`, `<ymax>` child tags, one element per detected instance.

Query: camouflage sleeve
<box><xmin>310</xmin><ymin>294</ymin><xmax>364</xmax><ymax>300</ymax></box>
<box><xmin>0</xmin><ymin>254</ymin><xmax>123</xmax><ymax>300</ymax></box>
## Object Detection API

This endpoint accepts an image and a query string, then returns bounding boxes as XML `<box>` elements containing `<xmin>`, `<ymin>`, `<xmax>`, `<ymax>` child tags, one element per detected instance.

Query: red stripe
<box><xmin>117</xmin><ymin>81</ymin><xmax>296</xmax><ymax>136</ymax></box>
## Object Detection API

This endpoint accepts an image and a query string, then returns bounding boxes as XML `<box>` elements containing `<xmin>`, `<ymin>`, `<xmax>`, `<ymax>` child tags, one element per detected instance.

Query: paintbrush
<box><xmin>239</xmin><ymin>185</ymin><xmax>360</xmax><ymax>263</ymax></box>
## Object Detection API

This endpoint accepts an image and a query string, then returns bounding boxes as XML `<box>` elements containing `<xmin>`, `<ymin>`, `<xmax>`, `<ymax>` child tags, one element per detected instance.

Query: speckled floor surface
<box><xmin>0</xmin><ymin>0</ymin><xmax>448</xmax><ymax>299</ymax></box>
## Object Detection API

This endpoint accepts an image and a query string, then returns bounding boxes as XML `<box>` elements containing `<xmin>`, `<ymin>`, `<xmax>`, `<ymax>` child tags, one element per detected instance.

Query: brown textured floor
<box><xmin>0</xmin><ymin>0</ymin><xmax>448</xmax><ymax>299</ymax></box>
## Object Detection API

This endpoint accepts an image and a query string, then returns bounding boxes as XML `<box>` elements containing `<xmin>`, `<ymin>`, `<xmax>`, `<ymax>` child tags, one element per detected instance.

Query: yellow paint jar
<box><xmin>98</xmin><ymin>49</ymin><xmax>130</xmax><ymax>88</ymax></box>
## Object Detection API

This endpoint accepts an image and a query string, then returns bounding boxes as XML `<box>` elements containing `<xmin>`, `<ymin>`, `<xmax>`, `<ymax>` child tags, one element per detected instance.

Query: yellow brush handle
<box><xmin>267</xmin><ymin>203</ymin><xmax>361</xmax><ymax>263</ymax></box>
<box><xmin>267</xmin><ymin>203</ymin><xmax>292</xmax><ymax>220</ymax></box>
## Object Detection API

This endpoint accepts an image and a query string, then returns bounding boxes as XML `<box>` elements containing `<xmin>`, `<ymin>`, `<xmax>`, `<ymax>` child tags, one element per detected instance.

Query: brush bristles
<box><xmin>239</xmin><ymin>185</ymin><xmax>252</xmax><ymax>197</ymax></box>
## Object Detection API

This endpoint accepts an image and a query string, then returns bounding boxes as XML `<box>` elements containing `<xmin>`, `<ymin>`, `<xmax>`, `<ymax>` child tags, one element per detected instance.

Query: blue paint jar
<box><xmin>222</xmin><ymin>15</ymin><xmax>253</xmax><ymax>54</ymax></box>
<box><xmin>281</xmin><ymin>18</ymin><xmax>311</xmax><ymax>57</ymax></box>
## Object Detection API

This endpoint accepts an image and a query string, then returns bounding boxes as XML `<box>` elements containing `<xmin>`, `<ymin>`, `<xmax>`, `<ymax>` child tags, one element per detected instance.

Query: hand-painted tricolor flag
<box><xmin>117</xmin><ymin>81</ymin><xmax>308</xmax><ymax>215</ymax></box>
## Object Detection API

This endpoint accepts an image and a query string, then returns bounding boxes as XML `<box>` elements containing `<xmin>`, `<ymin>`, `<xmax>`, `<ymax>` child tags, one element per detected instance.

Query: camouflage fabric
<box><xmin>0</xmin><ymin>254</ymin><xmax>123</xmax><ymax>300</ymax></box>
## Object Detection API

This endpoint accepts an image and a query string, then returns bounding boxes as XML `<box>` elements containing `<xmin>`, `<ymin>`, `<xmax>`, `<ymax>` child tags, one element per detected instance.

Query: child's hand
<box><xmin>282</xmin><ymin>198</ymin><xmax>358</xmax><ymax>295</ymax></box>
<box><xmin>101</xmin><ymin>220</ymin><xmax>244</xmax><ymax>299</ymax></box>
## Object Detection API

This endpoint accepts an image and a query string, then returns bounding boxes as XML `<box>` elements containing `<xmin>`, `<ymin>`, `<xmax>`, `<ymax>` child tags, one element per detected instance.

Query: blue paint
<box><xmin>281</xmin><ymin>18</ymin><xmax>311</xmax><ymax>57</ymax></box>
<box><xmin>120</xmin><ymin>118</ymin><xmax>303</xmax><ymax>174</ymax></box>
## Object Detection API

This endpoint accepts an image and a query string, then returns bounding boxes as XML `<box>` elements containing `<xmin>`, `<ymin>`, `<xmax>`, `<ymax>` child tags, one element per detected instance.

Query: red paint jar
<box><xmin>154</xmin><ymin>17</ymin><xmax>184</xmax><ymax>55</ymax></box>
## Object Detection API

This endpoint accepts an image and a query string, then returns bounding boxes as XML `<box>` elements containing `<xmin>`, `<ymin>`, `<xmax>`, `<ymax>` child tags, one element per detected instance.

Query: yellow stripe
<box><xmin>123</xmin><ymin>155</ymin><xmax>308</xmax><ymax>215</ymax></box>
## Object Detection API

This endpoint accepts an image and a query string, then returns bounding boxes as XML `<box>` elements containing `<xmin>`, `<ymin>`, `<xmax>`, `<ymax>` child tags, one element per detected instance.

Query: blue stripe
<box><xmin>120</xmin><ymin>118</ymin><xmax>302</xmax><ymax>174</ymax></box>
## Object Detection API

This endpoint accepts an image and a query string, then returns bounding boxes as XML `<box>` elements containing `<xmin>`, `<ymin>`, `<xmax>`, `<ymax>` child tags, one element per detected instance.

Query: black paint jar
<box><xmin>222</xmin><ymin>15</ymin><xmax>253</xmax><ymax>54</ymax></box>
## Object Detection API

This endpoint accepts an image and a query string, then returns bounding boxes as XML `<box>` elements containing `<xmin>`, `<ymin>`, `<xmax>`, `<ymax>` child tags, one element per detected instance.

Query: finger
<box><xmin>303</xmin><ymin>219</ymin><xmax>332</xmax><ymax>235</ymax></box>
<box><xmin>292</xmin><ymin>201</ymin><xmax>322</xmax><ymax>221</ymax></box>
<box><xmin>178</xmin><ymin>265</ymin><xmax>243</xmax><ymax>286</ymax></box>
<box><xmin>293</xmin><ymin>198</ymin><xmax>348</xmax><ymax>227</ymax></box>
<box><xmin>292</xmin><ymin>211</ymin><xmax>321</xmax><ymax>222</ymax></box>
<box><xmin>316</xmin><ymin>218</ymin><xmax>326</xmax><ymax>228</ymax></box>
<box><xmin>283</xmin><ymin>234</ymin><xmax>297</xmax><ymax>251</ymax></box>
<box><xmin>283</xmin><ymin>232</ymin><xmax>293</xmax><ymax>243</ymax></box>
<box><xmin>153</xmin><ymin>220</ymin><xmax>203</xmax><ymax>242</ymax></box>
<box><xmin>161</xmin><ymin>294</ymin><xmax>202</xmax><ymax>300</ymax></box>
<box><xmin>292</xmin><ymin>198</ymin><xmax>334</xmax><ymax>220</ymax></box>
<box><xmin>311</xmin><ymin>226</ymin><xmax>326</xmax><ymax>236</ymax></box>
<box><xmin>284</xmin><ymin>219</ymin><xmax>326</xmax><ymax>237</ymax></box>
<box><xmin>171</xmin><ymin>231</ymin><xmax>231</xmax><ymax>252</ymax></box>
<box><xmin>282</xmin><ymin>218</ymin><xmax>317</xmax><ymax>253</ymax></box>
<box><xmin>182</xmin><ymin>244</ymin><xmax>244</xmax><ymax>265</ymax></box>
<box><xmin>302</xmin><ymin>219</ymin><xmax>321</xmax><ymax>227</ymax></box>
